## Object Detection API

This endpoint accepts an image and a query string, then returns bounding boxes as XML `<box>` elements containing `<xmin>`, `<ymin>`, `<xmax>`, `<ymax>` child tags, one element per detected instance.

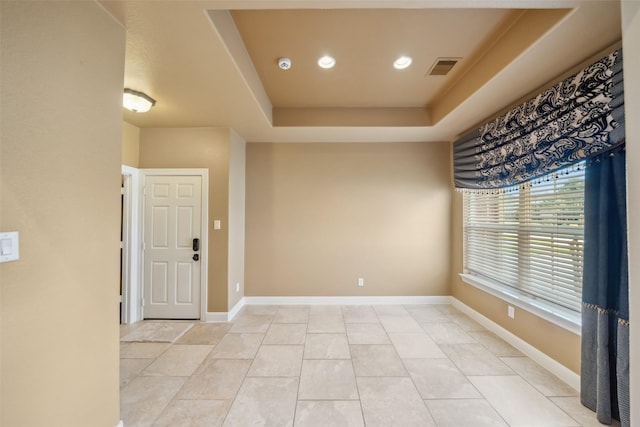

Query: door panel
<box><xmin>144</xmin><ymin>174</ymin><xmax>202</xmax><ymax>319</ymax></box>
<box><xmin>176</xmin><ymin>262</ymin><xmax>194</xmax><ymax>303</ymax></box>
<box><xmin>152</xmin><ymin>207</ymin><xmax>169</xmax><ymax>247</ymax></box>
<box><xmin>177</xmin><ymin>207</ymin><xmax>194</xmax><ymax>247</ymax></box>
<box><xmin>150</xmin><ymin>261</ymin><xmax>169</xmax><ymax>304</ymax></box>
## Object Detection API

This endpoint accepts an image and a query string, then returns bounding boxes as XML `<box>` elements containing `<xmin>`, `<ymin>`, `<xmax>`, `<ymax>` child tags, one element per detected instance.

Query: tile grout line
<box><xmin>495</xmin><ymin>355</ymin><xmax>585</xmax><ymax>426</ymax></box>
<box><xmin>120</xmin><ymin>305</ymin><xmax>598</xmax><ymax>427</ymax></box>
<box><xmin>292</xmin><ymin>318</ymin><xmax>311</xmax><ymax>425</ymax></box>
<box><xmin>220</xmin><ymin>310</ymin><xmax>273</xmax><ymax>426</ymax></box>
<box><xmin>388</xmin><ymin>308</ymin><xmax>441</xmax><ymax>426</ymax></box>
<box><xmin>343</xmin><ymin>305</ymin><xmax>367</xmax><ymax>427</ymax></box>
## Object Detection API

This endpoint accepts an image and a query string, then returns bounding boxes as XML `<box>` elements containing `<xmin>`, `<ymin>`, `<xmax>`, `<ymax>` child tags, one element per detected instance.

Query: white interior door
<box><xmin>143</xmin><ymin>174</ymin><xmax>203</xmax><ymax>319</ymax></box>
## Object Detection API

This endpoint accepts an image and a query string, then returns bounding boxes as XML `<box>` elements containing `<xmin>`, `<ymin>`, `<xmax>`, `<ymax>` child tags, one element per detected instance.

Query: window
<box><xmin>462</xmin><ymin>164</ymin><xmax>585</xmax><ymax>315</ymax></box>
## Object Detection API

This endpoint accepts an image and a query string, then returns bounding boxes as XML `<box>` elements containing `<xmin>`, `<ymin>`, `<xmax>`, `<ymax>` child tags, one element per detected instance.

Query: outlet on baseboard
<box><xmin>508</xmin><ymin>305</ymin><xmax>515</xmax><ymax>319</ymax></box>
<box><xmin>236</xmin><ymin>282</ymin><xmax>240</xmax><ymax>293</ymax></box>
<box><xmin>358</xmin><ymin>277</ymin><xmax>364</xmax><ymax>287</ymax></box>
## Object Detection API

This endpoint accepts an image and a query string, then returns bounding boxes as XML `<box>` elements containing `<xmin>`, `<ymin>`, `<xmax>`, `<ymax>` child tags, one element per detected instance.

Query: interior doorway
<box><xmin>119</xmin><ymin>167</ymin><xmax>208</xmax><ymax>323</ymax></box>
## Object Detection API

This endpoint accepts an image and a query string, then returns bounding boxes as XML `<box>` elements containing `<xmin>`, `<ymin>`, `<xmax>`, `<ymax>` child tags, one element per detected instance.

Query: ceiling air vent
<box><xmin>427</xmin><ymin>58</ymin><xmax>460</xmax><ymax>76</ymax></box>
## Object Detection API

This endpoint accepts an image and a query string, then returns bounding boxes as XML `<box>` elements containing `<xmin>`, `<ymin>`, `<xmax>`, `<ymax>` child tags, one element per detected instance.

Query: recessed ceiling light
<box><xmin>317</xmin><ymin>55</ymin><xmax>336</xmax><ymax>69</ymax></box>
<box><xmin>393</xmin><ymin>56</ymin><xmax>413</xmax><ymax>70</ymax></box>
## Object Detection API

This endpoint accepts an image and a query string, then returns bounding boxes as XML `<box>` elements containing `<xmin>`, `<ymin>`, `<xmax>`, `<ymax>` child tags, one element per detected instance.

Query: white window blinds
<box><xmin>463</xmin><ymin>164</ymin><xmax>585</xmax><ymax>313</ymax></box>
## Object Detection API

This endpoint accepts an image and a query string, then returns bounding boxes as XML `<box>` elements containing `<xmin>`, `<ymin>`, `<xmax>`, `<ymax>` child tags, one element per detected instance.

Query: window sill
<box><xmin>459</xmin><ymin>273</ymin><xmax>581</xmax><ymax>336</ymax></box>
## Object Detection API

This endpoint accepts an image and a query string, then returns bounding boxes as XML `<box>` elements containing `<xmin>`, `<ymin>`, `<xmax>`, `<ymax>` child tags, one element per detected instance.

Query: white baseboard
<box><xmin>228</xmin><ymin>298</ymin><xmax>245</xmax><ymax>321</ymax></box>
<box><xmin>116</xmin><ymin>421</ymin><xmax>124</xmax><ymax>427</ymax></box>
<box><xmin>243</xmin><ymin>295</ymin><xmax>452</xmax><ymax>305</ymax></box>
<box><xmin>205</xmin><ymin>295</ymin><xmax>450</xmax><ymax>323</ymax></box>
<box><xmin>205</xmin><ymin>298</ymin><xmax>246</xmax><ymax>322</ymax></box>
<box><xmin>451</xmin><ymin>298</ymin><xmax>580</xmax><ymax>391</ymax></box>
<box><xmin>205</xmin><ymin>312</ymin><xmax>229</xmax><ymax>322</ymax></box>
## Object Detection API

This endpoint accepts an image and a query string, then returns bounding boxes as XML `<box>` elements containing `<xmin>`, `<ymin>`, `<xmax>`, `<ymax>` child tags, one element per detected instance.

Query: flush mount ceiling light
<box><xmin>317</xmin><ymin>55</ymin><xmax>336</xmax><ymax>69</ymax></box>
<box><xmin>123</xmin><ymin>88</ymin><xmax>156</xmax><ymax>113</ymax></box>
<box><xmin>393</xmin><ymin>56</ymin><xmax>413</xmax><ymax>70</ymax></box>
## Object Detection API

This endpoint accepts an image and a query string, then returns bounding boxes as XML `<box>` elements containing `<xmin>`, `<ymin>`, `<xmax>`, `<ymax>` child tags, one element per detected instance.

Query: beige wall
<box><xmin>622</xmin><ymin>0</ymin><xmax>639</xmax><ymax>421</ymax></box>
<box><xmin>1</xmin><ymin>2</ymin><xmax>124</xmax><ymax>426</ymax></box>
<box><xmin>245</xmin><ymin>142</ymin><xmax>451</xmax><ymax>297</ymax></box>
<box><xmin>228</xmin><ymin>130</ymin><xmax>246</xmax><ymax>310</ymax></box>
<box><xmin>139</xmin><ymin>128</ymin><xmax>231</xmax><ymax>312</ymax></box>
<box><xmin>122</xmin><ymin>121</ymin><xmax>140</xmax><ymax>167</ymax></box>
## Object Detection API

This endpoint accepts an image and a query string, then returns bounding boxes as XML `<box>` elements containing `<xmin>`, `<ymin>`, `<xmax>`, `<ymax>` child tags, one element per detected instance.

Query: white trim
<box><xmin>120</xmin><ymin>173</ymin><xmax>131</xmax><ymax>324</ymax></box>
<box><xmin>228</xmin><ymin>297</ymin><xmax>245</xmax><ymax>321</ymax></box>
<box><xmin>121</xmin><ymin>165</ymin><xmax>142</xmax><ymax>324</ymax></box>
<box><xmin>451</xmin><ymin>297</ymin><xmax>580</xmax><ymax>391</ymax></box>
<box><xmin>205</xmin><ymin>312</ymin><xmax>229</xmax><ymax>322</ymax></box>
<box><xmin>200</xmin><ymin>171</ymin><xmax>209</xmax><ymax>322</ymax></box>
<box><xmin>139</xmin><ymin>168</ymin><xmax>209</xmax><ymax>321</ymax></box>
<box><xmin>116</xmin><ymin>422</ymin><xmax>124</xmax><ymax>427</ymax></box>
<box><xmin>206</xmin><ymin>298</ymin><xmax>245</xmax><ymax>322</ymax></box>
<box><xmin>243</xmin><ymin>296</ymin><xmax>452</xmax><ymax>305</ymax></box>
<box><xmin>460</xmin><ymin>273</ymin><xmax>581</xmax><ymax>335</ymax></box>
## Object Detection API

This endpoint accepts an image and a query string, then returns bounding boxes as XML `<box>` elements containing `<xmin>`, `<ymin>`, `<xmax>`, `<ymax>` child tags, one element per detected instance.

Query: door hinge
<box><xmin>142</xmin><ymin>242</ymin><xmax>146</xmax><ymax>251</ymax></box>
<box><xmin>141</xmin><ymin>298</ymin><xmax>145</xmax><ymax>307</ymax></box>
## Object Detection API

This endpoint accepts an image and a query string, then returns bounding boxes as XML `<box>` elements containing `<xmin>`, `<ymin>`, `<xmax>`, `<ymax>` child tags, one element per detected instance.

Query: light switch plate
<box><xmin>214</xmin><ymin>220</ymin><xmax>221</xmax><ymax>230</ymax></box>
<box><xmin>0</xmin><ymin>231</ymin><xmax>20</xmax><ymax>263</ymax></box>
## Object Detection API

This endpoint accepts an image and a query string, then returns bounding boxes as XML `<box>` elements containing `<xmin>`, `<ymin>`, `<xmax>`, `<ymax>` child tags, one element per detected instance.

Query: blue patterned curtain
<box><xmin>581</xmin><ymin>148</ymin><xmax>629</xmax><ymax>426</ymax></box>
<box><xmin>454</xmin><ymin>49</ymin><xmax>624</xmax><ymax>190</ymax></box>
<box><xmin>452</xmin><ymin>48</ymin><xmax>630</xmax><ymax>425</ymax></box>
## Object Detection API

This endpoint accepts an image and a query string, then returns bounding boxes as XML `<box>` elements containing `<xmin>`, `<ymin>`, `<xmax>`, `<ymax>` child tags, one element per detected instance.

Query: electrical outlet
<box><xmin>508</xmin><ymin>305</ymin><xmax>515</xmax><ymax>319</ymax></box>
<box><xmin>358</xmin><ymin>277</ymin><xmax>364</xmax><ymax>287</ymax></box>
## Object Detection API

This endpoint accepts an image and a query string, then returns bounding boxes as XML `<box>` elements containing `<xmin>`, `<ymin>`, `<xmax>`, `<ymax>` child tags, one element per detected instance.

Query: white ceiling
<box><xmin>101</xmin><ymin>0</ymin><xmax>622</xmax><ymax>143</ymax></box>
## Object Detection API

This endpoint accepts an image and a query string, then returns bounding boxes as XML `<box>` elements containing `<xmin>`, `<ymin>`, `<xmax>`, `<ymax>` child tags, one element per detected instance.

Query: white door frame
<box><xmin>121</xmin><ymin>165</ymin><xmax>142</xmax><ymax>324</ymax></box>
<box><xmin>140</xmin><ymin>168</ymin><xmax>209</xmax><ymax>321</ymax></box>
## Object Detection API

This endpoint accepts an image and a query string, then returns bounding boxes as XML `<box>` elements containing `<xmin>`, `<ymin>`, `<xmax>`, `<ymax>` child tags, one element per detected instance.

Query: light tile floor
<box><xmin>120</xmin><ymin>304</ymin><xmax>616</xmax><ymax>427</ymax></box>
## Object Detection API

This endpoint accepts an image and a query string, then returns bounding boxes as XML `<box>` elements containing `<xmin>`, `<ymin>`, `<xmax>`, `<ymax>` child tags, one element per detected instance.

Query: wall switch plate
<box><xmin>0</xmin><ymin>231</ymin><xmax>19</xmax><ymax>263</ymax></box>
<box><xmin>508</xmin><ymin>305</ymin><xmax>515</xmax><ymax>319</ymax></box>
<box><xmin>214</xmin><ymin>220</ymin><xmax>221</xmax><ymax>230</ymax></box>
<box><xmin>358</xmin><ymin>277</ymin><xmax>364</xmax><ymax>287</ymax></box>
<box><xmin>236</xmin><ymin>282</ymin><xmax>240</xmax><ymax>292</ymax></box>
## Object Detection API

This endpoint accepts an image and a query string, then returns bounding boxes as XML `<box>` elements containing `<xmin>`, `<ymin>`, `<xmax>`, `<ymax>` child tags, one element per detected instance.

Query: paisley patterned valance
<box><xmin>454</xmin><ymin>49</ymin><xmax>624</xmax><ymax>190</ymax></box>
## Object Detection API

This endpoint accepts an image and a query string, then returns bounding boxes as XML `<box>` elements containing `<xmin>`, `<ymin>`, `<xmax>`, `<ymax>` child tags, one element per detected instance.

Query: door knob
<box><xmin>192</xmin><ymin>254</ymin><xmax>199</xmax><ymax>261</ymax></box>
